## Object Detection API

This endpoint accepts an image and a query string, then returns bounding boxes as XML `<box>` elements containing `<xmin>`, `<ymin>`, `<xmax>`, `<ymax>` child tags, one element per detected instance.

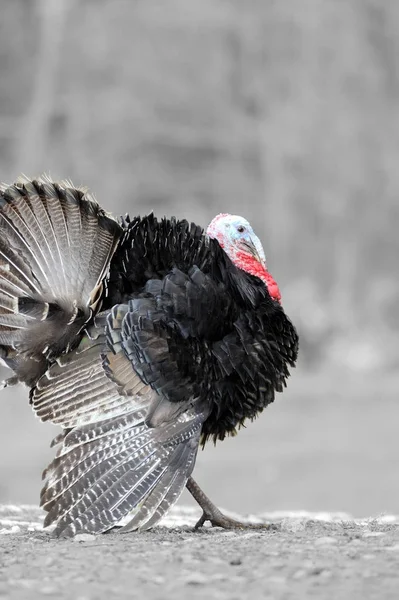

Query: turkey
<box><xmin>0</xmin><ymin>176</ymin><xmax>298</xmax><ymax>537</ymax></box>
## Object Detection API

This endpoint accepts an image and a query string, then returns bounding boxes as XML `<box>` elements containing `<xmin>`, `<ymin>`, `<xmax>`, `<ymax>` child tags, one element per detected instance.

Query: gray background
<box><xmin>0</xmin><ymin>0</ymin><xmax>398</xmax><ymax>518</ymax></box>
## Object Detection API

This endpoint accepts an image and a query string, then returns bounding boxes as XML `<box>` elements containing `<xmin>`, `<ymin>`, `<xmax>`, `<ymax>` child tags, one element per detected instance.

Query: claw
<box><xmin>186</xmin><ymin>477</ymin><xmax>271</xmax><ymax>531</ymax></box>
<box><xmin>194</xmin><ymin>508</ymin><xmax>270</xmax><ymax>530</ymax></box>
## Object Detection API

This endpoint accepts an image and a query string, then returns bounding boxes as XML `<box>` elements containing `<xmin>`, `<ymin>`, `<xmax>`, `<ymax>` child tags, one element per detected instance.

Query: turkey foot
<box><xmin>186</xmin><ymin>476</ymin><xmax>270</xmax><ymax>530</ymax></box>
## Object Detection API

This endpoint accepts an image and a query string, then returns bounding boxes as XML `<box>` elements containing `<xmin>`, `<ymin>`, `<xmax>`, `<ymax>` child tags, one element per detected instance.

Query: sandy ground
<box><xmin>1</xmin><ymin>505</ymin><xmax>399</xmax><ymax>600</ymax></box>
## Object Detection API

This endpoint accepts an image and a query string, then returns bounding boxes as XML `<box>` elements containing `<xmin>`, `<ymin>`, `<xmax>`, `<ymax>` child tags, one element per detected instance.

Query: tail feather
<box><xmin>0</xmin><ymin>237</ymin><xmax>41</xmax><ymax>296</ymax></box>
<box><xmin>1</xmin><ymin>180</ymin><xmax>67</xmax><ymax>298</ymax></box>
<box><xmin>0</xmin><ymin>266</ymin><xmax>32</xmax><ymax>298</ymax></box>
<box><xmin>0</xmin><ymin>329</ymin><xmax>25</xmax><ymax>344</ymax></box>
<box><xmin>10</xmin><ymin>189</ymin><xmax>59</xmax><ymax>287</ymax></box>
<box><xmin>0</xmin><ymin>293</ymin><xmax>16</xmax><ymax>313</ymax></box>
<box><xmin>0</xmin><ymin>176</ymin><xmax>121</xmax><ymax>385</ymax></box>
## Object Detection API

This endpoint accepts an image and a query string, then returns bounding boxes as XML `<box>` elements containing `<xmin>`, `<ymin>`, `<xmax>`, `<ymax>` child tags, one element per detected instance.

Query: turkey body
<box><xmin>0</xmin><ymin>177</ymin><xmax>298</xmax><ymax>536</ymax></box>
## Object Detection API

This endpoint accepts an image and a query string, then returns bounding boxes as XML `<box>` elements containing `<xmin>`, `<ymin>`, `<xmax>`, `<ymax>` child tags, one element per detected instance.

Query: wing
<box><xmin>42</xmin><ymin>397</ymin><xmax>207</xmax><ymax>537</ymax></box>
<box><xmin>114</xmin><ymin>264</ymin><xmax>298</xmax><ymax>443</ymax></box>
<box><xmin>0</xmin><ymin>176</ymin><xmax>121</xmax><ymax>386</ymax></box>
<box><xmin>39</xmin><ymin>308</ymin><xmax>209</xmax><ymax>537</ymax></box>
<box><xmin>112</xmin><ymin>266</ymin><xmax>237</xmax><ymax>403</ymax></box>
<box><xmin>30</xmin><ymin>313</ymin><xmax>148</xmax><ymax>428</ymax></box>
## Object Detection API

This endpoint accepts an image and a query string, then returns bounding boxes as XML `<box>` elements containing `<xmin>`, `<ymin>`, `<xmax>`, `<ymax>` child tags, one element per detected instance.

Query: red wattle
<box><xmin>263</xmin><ymin>271</ymin><xmax>281</xmax><ymax>303</ymax></box>
<box><xmin>234</xmin><ymin>251</ymin><xmax>281</xmax><ymax>302</ymax></box>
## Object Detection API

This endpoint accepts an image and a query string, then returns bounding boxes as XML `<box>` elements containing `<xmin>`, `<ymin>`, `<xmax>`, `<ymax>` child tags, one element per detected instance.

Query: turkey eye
<box><xmin>237</xmin><ymin>225</ymin><xmax>245</xmax><ymax>233</ymax></box>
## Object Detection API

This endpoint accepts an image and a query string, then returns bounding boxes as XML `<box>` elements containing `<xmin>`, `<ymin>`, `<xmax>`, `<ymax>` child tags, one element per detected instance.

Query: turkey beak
<box><xmin>243</xmin><ymin>235</ymin><xmax>267</xmax><ymax>269</ymax></box>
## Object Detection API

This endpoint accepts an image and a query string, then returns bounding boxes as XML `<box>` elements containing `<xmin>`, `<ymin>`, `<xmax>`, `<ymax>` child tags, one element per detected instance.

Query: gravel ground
<box><xmin>2</xmin><ymin>372</ymin><xmax>399</xmax><ymax>599</ymax></box>
<box><xmin>1</xmin><ymin>506</ymin><xmax>398</xmax><ymax>600</ymax></box>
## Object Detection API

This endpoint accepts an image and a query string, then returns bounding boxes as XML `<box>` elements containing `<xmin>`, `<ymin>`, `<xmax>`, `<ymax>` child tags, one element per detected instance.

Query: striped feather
<box><xmin>41</xmin><ymin>397</ymin><xmax>207</xmax><ymax>537</ymax></box>
<box><xmin>120</xmin><ymin>443</ymin><xmax>196</xmax><ymax>532</ymax></box>
<box><xmin>0</xmin><ymin>176</ymin><xmax>121</xmax><ymax>385</ymax></box>
<box><xmin>31</xmin><ymin>313</ymin><xmax>148</xmax><ymax>428</ymax></box>
<box><xmin>137</xmin><ymin>470</ymin><xmax>189</xmax><ymax>530</ymax></box>
<box><xmin>42</xmin><ymin>417</ymin><xmax>150</xmax><ymax>511</ymax></box>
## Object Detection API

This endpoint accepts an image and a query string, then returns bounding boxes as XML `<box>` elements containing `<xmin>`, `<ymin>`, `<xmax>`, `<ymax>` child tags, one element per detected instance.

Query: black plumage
<box><xmin>0</xmin><ymin>176</ymin><xmax>298</xmax><ymax>536</ymax></box>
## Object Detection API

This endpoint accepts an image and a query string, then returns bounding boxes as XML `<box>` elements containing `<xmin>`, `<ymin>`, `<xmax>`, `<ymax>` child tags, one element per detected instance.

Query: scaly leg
<box><xmin>186</xmin><ymin>477</ymin><xmax>270</xmax><ymax>530</ymax></box>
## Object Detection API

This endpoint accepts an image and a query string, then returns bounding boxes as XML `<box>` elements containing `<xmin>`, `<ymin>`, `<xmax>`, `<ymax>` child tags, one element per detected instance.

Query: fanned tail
<box><xmin>0</xmin><ymin>176</ymin><xmax>121</xmax><ymax>385</ymax></box>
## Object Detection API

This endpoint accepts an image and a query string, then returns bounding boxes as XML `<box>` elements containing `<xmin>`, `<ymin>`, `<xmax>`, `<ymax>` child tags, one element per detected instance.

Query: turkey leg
<box><xmin>186</xmin><ymin>477</ymin><xmax>270</xmax><ymax>530</ymax></box>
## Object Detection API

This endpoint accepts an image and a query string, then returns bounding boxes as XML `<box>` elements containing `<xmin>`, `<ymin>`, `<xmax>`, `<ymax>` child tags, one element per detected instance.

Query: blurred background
<box><xmin>0</xmin><ymin>0</ymin><xmax>398</xmax><ymax>518</ymax></box>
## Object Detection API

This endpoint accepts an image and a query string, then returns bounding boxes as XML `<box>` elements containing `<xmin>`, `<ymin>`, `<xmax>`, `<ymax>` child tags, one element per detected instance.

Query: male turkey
<box><xmin>0</xmin><ymin>176</ymin><xmax>298</xmax><ymax>536</ymax></box>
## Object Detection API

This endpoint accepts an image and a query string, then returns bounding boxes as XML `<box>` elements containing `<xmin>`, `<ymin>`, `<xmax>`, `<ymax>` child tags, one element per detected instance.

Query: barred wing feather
<box><xmin>41</xmin><ymin>397</ymin><xmax>207</xmax><ymax>537</ymax></box>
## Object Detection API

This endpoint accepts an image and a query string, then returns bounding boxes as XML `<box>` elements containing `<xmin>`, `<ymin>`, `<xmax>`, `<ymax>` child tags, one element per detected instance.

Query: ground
<box><xmin>1</xmin><ymin>506</ymin><xmax>399</xmax><ymax>600</ymax></box>
<box><xmin>1</xmin><ymin>371</ymin><xmax>399</xmax><ymax>598</ymax></box>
